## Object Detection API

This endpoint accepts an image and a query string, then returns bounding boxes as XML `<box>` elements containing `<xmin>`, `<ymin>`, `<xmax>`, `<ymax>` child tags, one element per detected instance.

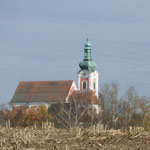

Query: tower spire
<box><xmin>79</xmin><ymin>39</ymin><xmax>96</xmax><ymax>72</ymax></box>
<box><xmin>77</xmin><ymin>39</ymin><xmax>99</xmax><ymax>97</ymax></box>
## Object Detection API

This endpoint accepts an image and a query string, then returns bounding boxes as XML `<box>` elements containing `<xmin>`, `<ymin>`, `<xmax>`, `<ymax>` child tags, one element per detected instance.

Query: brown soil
<box><xmin>0</xmin><ymin>126</ymin><xmax>150</xmax><ymax>150</ymax></box>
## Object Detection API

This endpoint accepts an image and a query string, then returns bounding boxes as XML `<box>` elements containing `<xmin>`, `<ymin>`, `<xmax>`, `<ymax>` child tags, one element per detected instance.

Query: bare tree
<box><xmin>100</xmin><ymin>82</ymin><xmax>119</xmax><ymax>128</ymax></box>
<box><xmin>138</xmin><ymin>96</ymin><xmax>150</xmax><ymax>130</ymax></box>
<box><xmin>49</xmin><ymin>93</ymin><xmax>100</xmax><ymax>128</ymax></box>
<box><xmin>118</xmin><ymin>87</ymin><xmax>139</xmax><ymax>128</ymax></box>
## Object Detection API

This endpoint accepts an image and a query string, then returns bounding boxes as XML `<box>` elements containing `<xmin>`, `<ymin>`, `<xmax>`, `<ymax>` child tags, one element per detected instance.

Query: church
<box><xmin>10</xmin><ymin>39</ymin><xmax>100</xmax><ymax>112</ymax></box>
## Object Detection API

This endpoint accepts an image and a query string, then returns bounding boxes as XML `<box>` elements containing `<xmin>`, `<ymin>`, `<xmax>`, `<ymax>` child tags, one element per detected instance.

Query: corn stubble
<box><xmin>0</xmin><ymin>122</ymin><xmax>150</xmax><ymax>150</ymax></box>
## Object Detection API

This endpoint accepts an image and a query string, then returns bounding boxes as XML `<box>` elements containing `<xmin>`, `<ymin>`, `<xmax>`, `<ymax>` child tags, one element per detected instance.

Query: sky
<box><xmin>0</xmin><ymin>0</ymin><xmax>150</xmax><ymax>103</ymax></box>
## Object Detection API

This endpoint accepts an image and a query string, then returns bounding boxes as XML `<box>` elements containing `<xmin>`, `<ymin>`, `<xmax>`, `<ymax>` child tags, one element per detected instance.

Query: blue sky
<box><xmin>0</xmin><ymin>0</ymin><xmax>150</xmax><ymax>103</ymax></box>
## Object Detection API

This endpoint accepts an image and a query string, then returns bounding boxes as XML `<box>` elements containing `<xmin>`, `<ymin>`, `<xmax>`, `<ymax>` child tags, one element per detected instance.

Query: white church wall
<box><xmin>66</xmin><ymin>81</ymin><xmax>77</xmax><ymax>102</ymax></box>
<box><xmin>77</xmin><ymin>70</ymin><xmax>99</xmax><ymax>97</ymax></box>
<box><xmin>12</xmin><ymin>101</ymin><xmax>62</xmax><ymax>109</ymax></box>
<box><xmin>12</xmin><ymin>102</ymin><xmax>28</xmax><ymax>107</ymax></box>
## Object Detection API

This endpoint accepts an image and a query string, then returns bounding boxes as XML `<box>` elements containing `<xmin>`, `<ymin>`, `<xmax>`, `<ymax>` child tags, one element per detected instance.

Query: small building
<box><xmin>71</xmin><ymin>90</ymin><xmax>101</xmax><ymax>114</ymax></box>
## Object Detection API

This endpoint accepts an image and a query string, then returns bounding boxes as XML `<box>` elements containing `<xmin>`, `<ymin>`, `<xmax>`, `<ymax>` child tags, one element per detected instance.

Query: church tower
<box><xmin>77</xmin><ymin>39</ymin><xmax>99</xmax><ymax>97</ymax></box>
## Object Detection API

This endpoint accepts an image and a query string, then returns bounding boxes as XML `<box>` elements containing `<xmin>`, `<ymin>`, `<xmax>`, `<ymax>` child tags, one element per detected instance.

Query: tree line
<box><xmin>100</xmin><ymin>83</ymin><xmax>150</xmax><ymax>130</ymax></box>
<box><xmin>0</xmin><ymin>82</ymin><xmax>150</xmax><ymax>130</ymax></box>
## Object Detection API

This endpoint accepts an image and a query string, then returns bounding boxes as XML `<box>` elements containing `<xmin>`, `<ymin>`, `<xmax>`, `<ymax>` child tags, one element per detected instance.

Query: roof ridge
<box><xmin>15</xmin><ymin>92</ymin><xmax>69</xmax><ymax>94</ymax></box>
<box><xmin>19</xmin><ymin>80</ymin><xmax>74</xmax><ymax>83</ymax></box>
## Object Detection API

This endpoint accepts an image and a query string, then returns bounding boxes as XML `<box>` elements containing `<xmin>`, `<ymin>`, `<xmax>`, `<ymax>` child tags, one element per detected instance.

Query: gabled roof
<box><xmin>71</xmin><ymin>90</ymin><xmax>100</xmax><ymax>105</ymax></box>
<box><xmin>11</xmin><ymin>80</ymin><xmax>74</xmax><ymax>103</ymax></box>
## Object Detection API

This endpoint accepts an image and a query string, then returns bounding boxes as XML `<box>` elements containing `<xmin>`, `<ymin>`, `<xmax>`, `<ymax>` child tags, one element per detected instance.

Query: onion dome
<box><xmin>79</xmin><ymin>39</ymin><xmax>97</xmax><ymax>72</ymax></box>
<box><xmin>84</xmin><ymin>39</ymin><xmax>92</xmax><ymax>47</ymax></box>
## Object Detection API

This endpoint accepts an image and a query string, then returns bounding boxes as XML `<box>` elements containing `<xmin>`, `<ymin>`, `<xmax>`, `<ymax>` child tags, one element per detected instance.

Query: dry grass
<box><xmin>0</xmin><ymin>123</ymin><xmax>150</xmax><ymax>150</ymax></box>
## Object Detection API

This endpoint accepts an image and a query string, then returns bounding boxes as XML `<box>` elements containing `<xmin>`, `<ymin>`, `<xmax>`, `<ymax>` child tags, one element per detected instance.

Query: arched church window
<box><xmin>94</xmin><ymin>82</ymin><xmax>96</xmax><ymax>90</ymax></box>
<box><xmin>83</xmin><ymin>81</ymin><xmax>86</xmax><ymax>90</ymax></box>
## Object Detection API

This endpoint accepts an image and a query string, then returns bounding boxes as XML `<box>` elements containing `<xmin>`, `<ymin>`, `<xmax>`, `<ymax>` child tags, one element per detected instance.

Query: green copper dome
<box><xmin>84</xmin><ymin>39</ymin><xmax>91</xmax><ymax>47</ymax></box>
<box><xmin>79</xmin><ymin>39</ymin><xmax>97</xmax><ymax>72</ymax></box>
<box><xmin>79</xmin><ymin>60</ymin><xmax>96</xmax><ymax>72</ymax></box>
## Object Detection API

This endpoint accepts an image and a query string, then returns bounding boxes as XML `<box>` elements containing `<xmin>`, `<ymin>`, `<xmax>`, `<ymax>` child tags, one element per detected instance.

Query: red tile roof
<box><xmin>11</xmin><ymin>80</ymin><xmax>74</xmax><ymax>103</ymax></box>
<box><xmin>70</xmin><ymin>90</ymin><xmax>100</xmax><ymax>105</ymax></box>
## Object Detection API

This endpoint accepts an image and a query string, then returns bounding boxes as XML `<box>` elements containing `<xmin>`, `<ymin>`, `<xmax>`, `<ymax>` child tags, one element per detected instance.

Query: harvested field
<box><xmin>0</xmin><ymin>124</ymin><xmax>150</xmax><ymax>150</ymax></box>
